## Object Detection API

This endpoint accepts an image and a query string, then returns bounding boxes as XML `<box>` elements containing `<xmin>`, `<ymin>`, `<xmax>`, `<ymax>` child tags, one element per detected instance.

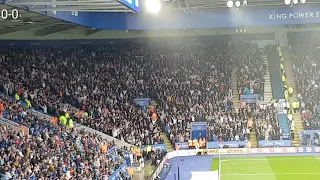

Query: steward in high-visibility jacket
<box><xmin>292</xmin><ymin>102</ymin><xmax>297</xmax><ymax>110</ymax></box>
<box><xmin>288</xmin><ymin>87</ymin><xmax>293</xmax><ymax>97</ymax></box>
<box><xmin>282</xmin><ymin>75</ymin><xmax>286</xmax><ymax>82</ymax></box>
<box><xmin>280</xmin><ymin>63</ymin><xmax>284</xmax><ymax>70</ymax></box>
<box><xmin>26</xmin><ymin>99</ymin><xmax>32</xmax><ymax>108</ymax></box>
<box><xmin>284</xmin><ymin>90</ymin><xmax>289</xmax><ymax>100</ymax></box>
<box><xmin>59</xmin><ymin>116</ymin><xmax>67</xmax><ymax>126</ymax></box>
<box><xmin>68</xmin><ymin>119</ymin><xmax>73</xmax><ymax>128</ymax></box>
<box><xmin>14</xmin><ymin>93</ymin><xmax>20</xmax><ymax>101</ymax></box>
<box><xmin>65</xmin><ymin>112</ymin><xmax>69</xmax><ymax>119</ymax></box>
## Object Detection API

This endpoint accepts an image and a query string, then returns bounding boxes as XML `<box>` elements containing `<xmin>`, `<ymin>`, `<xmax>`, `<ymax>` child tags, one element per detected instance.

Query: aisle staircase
<box><xmin>282</xmin><ymin>48</ymin><xmax>303</xmax><ymax>147</ymax></box>
<box><xmin>249</xmin><ymin>122</ymin><xmax>258</xmax><ymax>148</ymax></box>
<box><xmin>161</xmin><ymin>133</ymin><xmax>174</xmax><ymax>152</ymax></box>
<box><xmin>260</xmin><ymin>48</ymin><xmax>273</xmax><ymax>102</ymax></box>
<box><xmin>231</xmin><ymin>70</ymin><xmax>240</xmax><ymax>108</ymax></box>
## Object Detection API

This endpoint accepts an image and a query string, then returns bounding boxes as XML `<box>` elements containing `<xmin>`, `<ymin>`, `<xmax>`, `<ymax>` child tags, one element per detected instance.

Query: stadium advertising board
<box><xmin>191</xmin><ymin>122</ymin><xmax>207</xmax><ymax>140</ymax></box>
<box><xmin>297</xmin><ymin>146</ymin><xmax>320</xmax><ymax>153</ymax></box>
<box><xmin>108</xmin><ymin>146</ymin><xmax>132</xmax><ymax>166</ymax></box>
<box><xmin>175</xmin><ymin>142</ymin><xmax>189</xmax><ymax>149</ymax></box>
<box><xmin>151</xmin><ymin>144</ymin><xmax>167</xmax><ymax>151</ymax></box>
<box><xmin>206</xmin><ymin>148</ymin><xmax>248</xmax><ymax>155</ymax></box>
<box><xmin>133</xmin><ymin>98</ymin><xmax>150</xmax><ymax>112</ymax></box>
<box><xmin>240</xmin><ymin>94</ymin><xmax>259</xmax><ymax>103</ymax></box>
<box><xmin>258</xmin><ymin>140</ymin><xmax>292</xmax><ymax>147</ymax></box>
<box><xmin>248</xmin><ymin>147</ymin><xmax>297</xmax><ymax>154</ymax></box>
<box><xmin>109</xmin><ymin>162</ymin><xmax>128</xmax><ymax>180</ymax></box>
<box><xmin>207</xmin><ymin>141</ymin><xmax>248</xmax><ymax>149</ymax></box>
<box><xmin>167</xmin><ymin>150</ymin><xmax>198</xmax><ymax>159</ymax></box>
<box><xmin>277</xmin><ymin>114</ymin><xmax>291</xmax><ymax>138</ymax></box>
<box><xmin>43</xmin><ymin>7</ymin><xmax>320</xmax><ymax>30</ymax></box>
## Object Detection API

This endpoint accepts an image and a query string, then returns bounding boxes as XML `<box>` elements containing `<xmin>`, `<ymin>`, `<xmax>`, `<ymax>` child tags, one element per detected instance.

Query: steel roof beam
<box><xmin>8</xmin><ymin>1</ymin><xmax>117</xmax><ymax>6</ymax></box>
<box><xmin>32</xmin><ymin>9</ymin><xmax>132</xmax><ymax>12</ymax></box>
<box><xmin>35</xmin><ymin>24</ymin><xmax>77</xmax><ymax>36</ymax></box>
<box><xmin>0</xmin><ymin>19</ymin><xmax>57</xmax><ymax>35</ymax></box>
<box><xmin>30</xmin><ymin>5</ymin><xmax>128</xmax><ymax>11</ymax></box>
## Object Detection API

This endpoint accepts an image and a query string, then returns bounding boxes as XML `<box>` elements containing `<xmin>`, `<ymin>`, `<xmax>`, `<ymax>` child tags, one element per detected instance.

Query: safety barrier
<box><xmin>0</xmin><ymin>117</ymin><xmax>29</xmax><ymax>136</ymax></box>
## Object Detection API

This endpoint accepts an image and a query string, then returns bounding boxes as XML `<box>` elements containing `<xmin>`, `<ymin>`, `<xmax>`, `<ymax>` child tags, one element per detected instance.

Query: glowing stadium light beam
<box><xmin>301</xmin><ymin>0</ymin><xmax>306</xmax><ymax>4</ymax></box>
<box><xmin>227</xmin><ymin>0</ymin><xmax>233</xmax><ymax>8</ymax></box>
<box><xmin>293</xmin><ymin>0</ymin><xmax>298</xmax><ymax>4</ymax></box>
<box><xmin>284</xmin><ymin>0</ymin><xmax>291</xmax><ymax>5</ymax></box>
<box><xmin>235</xmin><ymin>0</ymin><xmax>241</xmax><ymax>8</ymax></box>
<box><xmin>146</xmin><ymin>0</ymin><xmax>161</xmax><ymax>13</ymax></box>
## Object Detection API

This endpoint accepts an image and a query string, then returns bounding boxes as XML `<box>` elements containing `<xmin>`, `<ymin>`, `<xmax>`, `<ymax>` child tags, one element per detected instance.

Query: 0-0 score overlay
<box><xmin>1</xmin><ymin>9</ymin><xmax>20</xmax><ymax>20</ymax></box>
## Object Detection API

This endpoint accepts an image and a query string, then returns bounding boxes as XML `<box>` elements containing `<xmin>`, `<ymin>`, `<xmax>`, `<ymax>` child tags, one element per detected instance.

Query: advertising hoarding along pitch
<box><xmin>118</xmin><ymin>0</ymin><xmax>140</xmax><ymax>13</ymax></box>
<box><xmin>205</xmin><ymin>148</ymin><xmax>248</xmax><ymax>155</ymax></box>
<box><xmin>207</xmin><ymin>141</ymin><xmax>248</xmax><ymax>149</ymax></box>
<box><xmin>248</xmin><ymin>147</ymin><xmax>297</xmax><ymax>154</ymax></box>
<box><xmin>297</xmin><ymin>146</ymin><xmax>320</xmax><ymax>153</ymax></box>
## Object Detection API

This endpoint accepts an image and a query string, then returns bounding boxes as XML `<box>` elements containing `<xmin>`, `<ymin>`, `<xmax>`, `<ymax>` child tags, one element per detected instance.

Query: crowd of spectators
<box><xmin>253</xmin><ymin>104</ymin><xmax>281</xmax><ymax>141</ymax></box>
<box><xmin>0</xmin><ymin>45</ymin><xmax>163</xmax><ymax>147</ymax></box>
<box><xmin>291</xmin><ymin>41</ymin><xmax>320</xmax><ymax>130</ymax></box>
<box><xmin>158</xmin><ymin>43</ymin><xmax>253</xmax><ymax>145</ymax></box>
<box><xmin>0</xmin><ymin>95</ymin><xmax>131</xmax><ymax>180</ymax></box>
<box><xmin>0</xmin><ymin>42</ymin><xmax>280</xmax><ymax>152</ymax></box>
<box><xmin>300</xmin><ymin>132</ymin><xmax>320</xmax><ymax>146</ymax></box>
<box><xmin>234</xmin><ymin>42</ymin><xmax>266</xmax><ymax>97</ymax></box>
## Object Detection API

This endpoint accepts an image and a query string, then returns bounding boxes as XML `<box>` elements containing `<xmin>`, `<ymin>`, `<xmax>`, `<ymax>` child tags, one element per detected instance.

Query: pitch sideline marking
<box><xmin>222</xmin><ymin>172</ymin><xmax>320</xmax><ymax>176</ymax></box>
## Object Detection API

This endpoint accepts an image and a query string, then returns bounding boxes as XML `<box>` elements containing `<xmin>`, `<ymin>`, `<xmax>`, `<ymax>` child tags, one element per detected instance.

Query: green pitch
<box><xmin>211</xmin><ymin>156</ymin><xmax>320</xmax><ymax>180</ymax></box>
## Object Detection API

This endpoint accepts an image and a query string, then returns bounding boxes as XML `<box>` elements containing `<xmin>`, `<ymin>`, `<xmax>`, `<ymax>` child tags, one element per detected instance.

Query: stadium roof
<box><xmin>178</xmin><ymin>0</ymin><xmax>318</xmax><ymax>11</ymax></box>
<box><xmin>5</xmin><ymin>0</ymin><xmax>134</xmax><ymax>13</ymax></box>
<box><xmin>4</xmin><ymin>0</ymin><xmax>320</xmax><ymax>13</ymax></box>
<box><xmin>1</xmin><ymin>1</ymin><xmax>320</xmax><ymax>40</ymax></box>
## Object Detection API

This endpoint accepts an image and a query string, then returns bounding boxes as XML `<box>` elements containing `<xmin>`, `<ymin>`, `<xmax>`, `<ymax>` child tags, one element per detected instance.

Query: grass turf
<box><xmin>211</xmin><ymin>156</ymin><xmax>320</xmax><ymax>180</ymax></box>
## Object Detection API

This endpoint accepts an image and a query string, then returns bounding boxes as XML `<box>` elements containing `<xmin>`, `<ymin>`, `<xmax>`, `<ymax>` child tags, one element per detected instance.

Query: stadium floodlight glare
<box><xmin>235</xmin><ymin>0</ymin><xmax>241</xmax><ymax>7</ymax></box>
<box><xmin>293</xmin><ymin>0</ymin><xmax>298</xmax><ymax>4</ymax></box>
<box><xmin>146</xmin><ymin>0</ymin><xmax>161</xmax><ymax>13</ymax></box>
<box><xmin>284</xmin><ymin>0</ymin><xmax>291</xmax><ymax>5</ymax></box>
<box><xmin>227</xmin><ymin>0</ymin><xmax>234</xmax><ymax>8</ymax></box>
<box><xmin>301</xmin><ymin>0</ymin><xmax>306</xmax><ymax>4</ymax></box>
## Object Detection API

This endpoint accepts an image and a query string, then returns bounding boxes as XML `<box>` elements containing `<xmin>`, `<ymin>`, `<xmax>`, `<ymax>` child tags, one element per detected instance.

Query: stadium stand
<box><xmin>291</xmin><ymin>42</ymin><xmax>320</xmax><ymax>130</ymax></box>
<box><xmin>0</xmin><ymin>41</ymin><xmax>287</xmax><ymax>178</ymax></box>
<box><xmin>0</xmin><ymin>95</ymin><xmax>133</xmax><ymax>179</ymax></box>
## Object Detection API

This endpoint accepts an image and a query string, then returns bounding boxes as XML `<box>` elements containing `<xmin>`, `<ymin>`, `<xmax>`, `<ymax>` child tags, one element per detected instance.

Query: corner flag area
<box><xmin>212</xmin><ymin>156</ymin><xmax>320</xmax><ymax>180</ymax></box>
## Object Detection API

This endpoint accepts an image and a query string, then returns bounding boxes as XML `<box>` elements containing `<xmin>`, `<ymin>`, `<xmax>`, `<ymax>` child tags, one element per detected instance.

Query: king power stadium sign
<box><xmin>270</xmin><ymin>11</ymin><xmax>320</xmax><ymax>20</ymax></box>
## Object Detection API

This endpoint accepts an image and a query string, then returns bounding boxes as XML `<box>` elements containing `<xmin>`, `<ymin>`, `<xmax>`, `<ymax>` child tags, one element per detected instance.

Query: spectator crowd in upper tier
<box><xmin>0</xmin><ymin>41</ymin><xmax>282</xmax><ymax>151</ymax></box>
<box><xmin>291</xmin><ymin>41</ymin><xmax>320</xmax><ymax>130</ymax></box>
<box><xmin>234</xmin><ymin>42</ymin><xmax>266</xmax><ymax>97</ymax></box>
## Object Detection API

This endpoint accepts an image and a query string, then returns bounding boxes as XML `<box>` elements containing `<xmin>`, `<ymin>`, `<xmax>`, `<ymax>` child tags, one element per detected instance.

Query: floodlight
<box><xmin>284</xmin><ymin>0</ymin><xmax>291</xmax><ymax>5</ymax></box>
<box><xmin>235</xmin><ymin>0</ymin><xmax>241</xmax><ymax>7</ymax></box>
<box><xmin>146</xmin><ymin>0</ymin><xmax>161</xmax><ymax>13</ymax></box>
<box><xmin>301</xmin><ymin>0</ymin><xmax>306</xmax><ymax>4</ymax></box>
<box><xmin>227</xmin><ymin>0</ymin><xmax>234</xmax><ymax>8</ymax></box>
<box><xmin>293</xmin><ymin>0</ymin><xmax>298</xmax><ymax>4</ymax></box>
<box><xmin>243</xmin><ymin>0</ymin><xmax>248</xmax><ymax>6</ymax></box>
